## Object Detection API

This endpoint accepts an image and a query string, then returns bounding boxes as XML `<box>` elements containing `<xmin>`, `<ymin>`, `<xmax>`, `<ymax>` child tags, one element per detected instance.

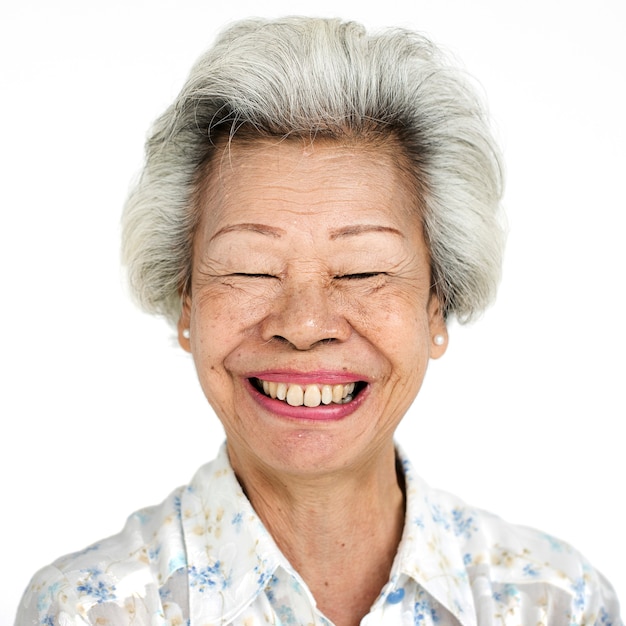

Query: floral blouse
<box><xmin>15</xmin><ymin>444</ymin><xmax>622</xmax><ymax>626</ymax></box>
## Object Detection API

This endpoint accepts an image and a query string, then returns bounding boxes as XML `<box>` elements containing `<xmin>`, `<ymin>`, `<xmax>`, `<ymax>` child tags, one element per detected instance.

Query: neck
<box><xmin>228</xmin><ymin>442</ymin><xmax>406</xmax><ymax>626</ymax></box>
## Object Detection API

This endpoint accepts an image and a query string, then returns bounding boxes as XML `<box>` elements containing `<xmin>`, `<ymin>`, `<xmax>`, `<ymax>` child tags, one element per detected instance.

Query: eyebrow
<box><xmin>209</xmin><ymin>223</ymin><xmax>286</xmax><ymax>242</ymax></box>
<box><xmin>328</xmin><ymin>224</ymin><xmax>404</xmax><ymax>240</ymax></box>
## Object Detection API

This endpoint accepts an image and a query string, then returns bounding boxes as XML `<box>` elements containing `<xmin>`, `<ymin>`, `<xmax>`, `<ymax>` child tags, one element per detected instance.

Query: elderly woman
<box><xmin>16</xmin><ymin>16</ymin><xmax>621</xmax><ymax>626</ymax></box>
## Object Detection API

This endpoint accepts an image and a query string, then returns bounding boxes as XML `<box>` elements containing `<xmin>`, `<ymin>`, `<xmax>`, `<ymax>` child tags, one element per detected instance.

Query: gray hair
<box><xmin>122</xmin><ymin>16</ymin><xmax>505</xmax><ymax>325</ymax></box>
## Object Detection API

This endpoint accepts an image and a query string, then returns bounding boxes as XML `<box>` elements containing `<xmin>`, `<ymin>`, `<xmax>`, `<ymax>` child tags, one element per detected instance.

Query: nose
<box><xmin>260</xmin><ymin>275</ymin><xmax>351</xmax><ymax>350</ymax></box>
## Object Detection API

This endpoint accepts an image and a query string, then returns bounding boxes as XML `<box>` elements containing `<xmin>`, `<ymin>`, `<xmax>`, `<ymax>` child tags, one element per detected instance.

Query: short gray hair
<box><xmin>122</xmin><ymin>16</ymin><xmax>505</xmax><ymax>325</ymax></box>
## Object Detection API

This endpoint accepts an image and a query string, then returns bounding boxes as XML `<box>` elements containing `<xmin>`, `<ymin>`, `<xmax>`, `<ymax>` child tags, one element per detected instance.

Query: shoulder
<box><xmin>397</xmin><ymin>449</ymin><xmax>621</xmax><ymax>625</ymax></box>
<box><xmin>429</xmin><ymin>485</ymin><xmax>622</xmax><ymax>625</ymax></box>
<box><xmin>15</xmin><ymin>484</ymin><xmax>189</xmax><ymax>625</ymax></box>
<box><xmin>14</xmin><ymin>448</ymin><xmax>241</xmax><ymax>626</ymax></box>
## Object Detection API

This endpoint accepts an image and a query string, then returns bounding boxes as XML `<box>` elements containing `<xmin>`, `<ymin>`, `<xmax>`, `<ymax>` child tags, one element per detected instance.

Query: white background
<box><xmin>1</xmin><ymin>1</ymin><xmax>624</xmax><ymax>623</ymax></box>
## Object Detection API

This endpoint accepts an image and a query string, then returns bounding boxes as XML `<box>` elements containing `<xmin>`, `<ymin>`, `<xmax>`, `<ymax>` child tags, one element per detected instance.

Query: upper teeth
<box><xmin>259</xmin><ymin>380</ymin><xmax>357</xmax><ymax>407</ymax></box>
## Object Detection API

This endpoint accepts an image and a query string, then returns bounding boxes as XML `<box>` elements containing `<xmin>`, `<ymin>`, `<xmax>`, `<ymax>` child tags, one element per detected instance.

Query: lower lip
<box><xmin>245</xmin><ymin>379</ymin><xmax>368</xmax><ymax>421</ymax></box>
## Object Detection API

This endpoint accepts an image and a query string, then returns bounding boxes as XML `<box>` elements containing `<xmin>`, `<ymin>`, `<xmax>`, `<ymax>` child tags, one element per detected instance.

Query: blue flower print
<box><xmin>231</xmin><ymin>512</ymin><xmax>243</xmax><ymax>532</ymax></box>
<box><xmin>430</xmin><ymin>504</ymin><xmax>450</xmax><ymax>531</ymax></box>
<box><xmin>503</xmin><ymin>584</ymin><xmax>519</xmax><ymax>598</ymax></box>
<box><xmin>173</xmin><ymin>494</ymin><xmax>182</xmax><ymax>520</ymax></box>
<box><xmin>463</xmin><ymin>553</ymin><xmax>472</xmax><ymax>566</ymax></box>
<box><xmin>451</xmin><ymin>508</ymin><xmax>476</xmax><ymax>539</ymax></box>
<box><xmin>387</xmin><ymin>587</ymin><xmax>405</xmax><ymax>604</ymax></box>
<box><xmin>42</xmin><ymin>617</ymin><xmax>56</xmax><ymax>626</ymax></box>
<box><xmin>264</xmin><ymin>573</ymin><xmax>279</xmax><ymax>602</ymax></box>
<box><xmin>401</xmin><ymin>458</ymin><xmax>413</xmax><ymax>481</ymax></box>
<box><xmin>414</xmin><ymin>599</ymin><xmax>439</xmax><ymax>624</ymax></box>
<box><xmin>37</xmin><ymin>581</ymin><xmax>61</xmax><ymax>614</ymax></box>
<box><xmin>277</xmin><ymin>603</ymin><xmax>298</xmax><ymax>625</ymax></box>
<box><xmin>289</xmin><ymin>577</ymin><xmax>303</xmax><ymax>595</ymax></box>
<box><xmin>542</xmin><ymin>532</ymin><xmax>564</xmax><ymax>552</ymax></box>
<box><xmin>599</xmin><ymin>606</ymin><xmax>614</xmax><ymax>626</ymax></box>
<box><xmin>76</xmin><ymin>568</ymin><xmax>116</xmax><ymax>603</ymax></box>
<box><xmin>255</xmin><ymin>560</ymin><xmax>274</xmax><ymax>589</ymax></box>
<box><xmin>134</xmin><ymin>510</ymin><xmax>150</xmax><ymax>525</ymax></box>
<box><xmin>188</xmin><ymin>562</ymin><xmax>231</xmax><ymax>592</ymax></box>
<box><xmin>168</xmin><ymin>553</ymin><xmax>186</xmax><ymax>574</ymax></box>
<box><xmin>523</xmin><ymin>563</ymin><xmax>540</xmax><ymax>577</ymax></box>
<box><xmin>494</xmin><ymin>584</ymin><xmax>520</xmax><ymax>604</ymax></box>
<box><xmin>571</xmin><ymin>577</ymin><xmax>587</xmax><ymax>611</ymax></box>
<box><xmin>159</xmin><ymin>585</ymin><xmax>171</xmax><ymax>600</ymax></box>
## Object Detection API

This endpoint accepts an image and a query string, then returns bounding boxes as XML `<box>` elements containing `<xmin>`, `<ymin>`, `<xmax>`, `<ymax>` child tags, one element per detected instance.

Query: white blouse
<box><xmin>15</xmin><ymin>444</ymin><xmax>622</xmax><ymax>625</ymax></box>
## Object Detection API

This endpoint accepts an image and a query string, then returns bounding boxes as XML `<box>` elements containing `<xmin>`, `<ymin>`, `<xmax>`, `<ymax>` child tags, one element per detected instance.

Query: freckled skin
<box><xmin>178</xmin><ymin>137</ymin><xmax>447</xmax><ymax>481</ymax></box>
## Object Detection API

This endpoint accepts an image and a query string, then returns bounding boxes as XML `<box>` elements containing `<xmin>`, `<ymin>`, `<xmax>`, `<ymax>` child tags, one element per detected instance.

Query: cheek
<box><xmin>357</xmin><ymin>297</ymin><xmax>432</xmax><ymax>386</ymax></box>
<box><xmin>350</xmin><ymin>286</ymin><xmax>430</xmax><ymax>340</ymax></box>
<box><xmin>190</xmin><ymin>288</ymin><xmax>271</xmax><ymax>359</ymax></box>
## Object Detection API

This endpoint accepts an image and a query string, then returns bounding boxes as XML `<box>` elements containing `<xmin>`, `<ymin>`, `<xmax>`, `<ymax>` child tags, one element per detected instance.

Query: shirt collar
<box><xmin>181</xmin><ymin>444</ymin><xmax>286</xmax><ymax>624</ymax></box>
<box><xmin>391</xmin><ymin>445</ymin><xmax>477</xmax><ymax>626</ymax></box>
<box><xmin>181</xmin><ymin>443</ymin><xmax>477</xmax><ymax>626</ymax></box>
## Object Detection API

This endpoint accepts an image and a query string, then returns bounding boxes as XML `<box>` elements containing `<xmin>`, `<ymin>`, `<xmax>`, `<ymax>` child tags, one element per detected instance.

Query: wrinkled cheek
<box><xmin>191</xmin><ymin>292</ymin><xmax>260</xmax><ymax>346</ymax></box>
<box><xmin>189</xmin><ymin>295</ymin><xmax>268</xmax><ymax>408</ymax></box>
<box><xmin>189</xmin><ymin>307</ymin><xmax>232</xmax><ymax>390</ymax></box>
<box><xmin>199</xmin><ymin>290</ymin><xmax>272</xmax><ymax>329</ymax></box>
<box><xmin>191</xmin><ymin>354</ymin><xmax>238</xmax><ymax>424</ymax></box>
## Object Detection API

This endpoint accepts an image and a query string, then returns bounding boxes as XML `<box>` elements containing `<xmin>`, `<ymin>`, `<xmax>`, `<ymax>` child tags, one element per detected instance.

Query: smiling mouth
<box><xmin>252</xmin><ymin>378</ymin><xmax>366</xmax><ymax>407</ymax></box>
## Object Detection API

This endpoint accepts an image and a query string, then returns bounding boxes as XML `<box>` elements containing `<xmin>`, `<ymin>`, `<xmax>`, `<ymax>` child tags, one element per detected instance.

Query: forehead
<box><xmin>195</xmin><ymin>135</ymin><xmax>422</xmax><ymax>231</ymax></box>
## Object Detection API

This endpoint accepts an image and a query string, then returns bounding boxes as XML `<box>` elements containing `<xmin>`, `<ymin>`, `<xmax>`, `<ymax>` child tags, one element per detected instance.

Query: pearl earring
<box><xmin>182</xmin><ymin>328</ymin><xmax>190</xmax><ymax>339</ymax></box>
<box><xmin>433</xmin><ymin>334</ymin><xmax>445</xmax><ymax>346</ymax></box>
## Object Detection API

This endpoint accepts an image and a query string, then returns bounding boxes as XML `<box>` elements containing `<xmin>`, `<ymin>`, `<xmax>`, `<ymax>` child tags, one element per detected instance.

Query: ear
<box><xmin>427</xmin><ymin>293</ymin><xmax>448</xmax><ymax>359</ymax></box>
<box><xmin>177</xmin><ymin>294</ymin><xmax>192</xmax><ymax>353</ymax></box>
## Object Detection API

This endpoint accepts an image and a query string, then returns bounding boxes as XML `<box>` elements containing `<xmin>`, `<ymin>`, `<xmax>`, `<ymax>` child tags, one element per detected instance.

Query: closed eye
<box><xmin>335</xmin><ymin>272</ymin><xmax>386</xmax><ymax>280</ymax></box>
<box><xmin>231</xmin><ymin>273</ymin><xmax>276</xmax><ymax>278</ymax></box>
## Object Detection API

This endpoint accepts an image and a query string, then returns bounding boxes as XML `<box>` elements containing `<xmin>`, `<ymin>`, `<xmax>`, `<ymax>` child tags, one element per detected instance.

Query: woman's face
<box><xmin>180</xmin><ymin>138</ymin><xmax>447</xmax><ymax>479</ymax></box>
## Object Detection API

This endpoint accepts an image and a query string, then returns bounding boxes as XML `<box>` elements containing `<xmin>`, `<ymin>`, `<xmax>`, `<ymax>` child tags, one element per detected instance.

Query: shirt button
<box><xmin>386</xmin><ymin>588</ymin><xmax>405</xmax><ymax>604</ymax></box>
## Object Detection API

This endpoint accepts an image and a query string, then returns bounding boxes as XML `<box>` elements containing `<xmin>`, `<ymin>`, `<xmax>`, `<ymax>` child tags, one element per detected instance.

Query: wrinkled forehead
<box><xmin>192</xmin><ymin>131</ymin><xmax>425</xmax><ymax>224</ymax></box>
